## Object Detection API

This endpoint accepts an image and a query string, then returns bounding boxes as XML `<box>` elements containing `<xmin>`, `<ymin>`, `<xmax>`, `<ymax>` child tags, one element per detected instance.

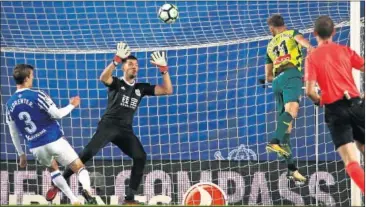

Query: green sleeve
<box><xmin>265</xmin><ymin>53</ymin><xmax>273</xmax><ymax>64</ymax></box>
<box><xmin>292</xmin><ymin>29</ymin><xmax>302</xmax><ymax>37</ymax></box>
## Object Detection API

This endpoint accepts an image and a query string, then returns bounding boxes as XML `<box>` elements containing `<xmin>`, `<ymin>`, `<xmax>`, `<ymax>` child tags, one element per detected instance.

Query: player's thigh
<box><xmin>282</xmin><ymin>77</ymin><xmax>302</xmax><ymax>104</ymax></box>
<box><xmin>29</xmin><ymin>145</ymin><xmax>54</xmax><ymax>167</ymax></box>
<box><xmin>112</xmin><ymin>131</ymin><xmax>146</xmax><ymax>159</ymax></box>
<box><xmin>349</xmin><ymin>99</ymin><xmax>365</xmax><ymax>145</ymax></box>
<box><xmin>48</xmin><ymin>138</ymin><xmax>79</xmax><ymax>167</ymax></box>
<box><xmin>79</xmin><ymin>121</ymin><xmax>120</xmax><ymax>160</ymax></box>
<box><xmin>325</xmin><ymin>106</ymin><xmax>353</xmax><ymax>149</ymax></box>
<box><xmin>274</xmin><ymin>92</ymin><xmax>285</xmax><ymax>116</ymax></box>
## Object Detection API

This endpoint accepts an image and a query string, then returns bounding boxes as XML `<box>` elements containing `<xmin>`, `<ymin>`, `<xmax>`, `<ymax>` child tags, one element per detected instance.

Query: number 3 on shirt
<box><xmin>18</xmin><ymin>112</ymin><xmax>37</xmax><ymax>134</ymax></box>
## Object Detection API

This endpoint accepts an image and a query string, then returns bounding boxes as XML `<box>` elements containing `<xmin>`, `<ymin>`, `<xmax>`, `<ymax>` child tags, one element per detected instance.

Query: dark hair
<box><xmin>314</xmin><ymin>15</ymin><xmax>334</xmax><ymax>39</ymax></box>
<box><xmin>13</xmin><ymin>64</ymin><xmax>34</xmax><ymax>84</ymax></box>
<box><xmin>267</xmin><ymin>14</ymin><xmax>285</xmax><ymax>27</ymax></box>
<box><xmin>122</xmin><ymin>55</ymin><xmax>138</xmax><ymax>64</ymax></box>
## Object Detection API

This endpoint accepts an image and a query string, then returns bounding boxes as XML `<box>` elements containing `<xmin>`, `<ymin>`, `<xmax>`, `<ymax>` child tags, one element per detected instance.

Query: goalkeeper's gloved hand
<box><xmin>113</xmin><ymin>42</ymin><xmax>131</xmax><ymax>66</ymax></box>
<box><xmin>150</xmin><ymin>51</ymin><xmax>168</xmax><ymax>74</ymax></box>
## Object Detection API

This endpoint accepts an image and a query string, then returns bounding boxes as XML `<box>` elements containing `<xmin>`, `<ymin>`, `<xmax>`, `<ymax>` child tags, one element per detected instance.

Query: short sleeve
<box><xmin>304</xmin><ymin>56</ymin><xmax>317</xmax><ymax>81</ymax></box>
<box><xmin>37</xmin><ymin>90</ymin><xmax>56</xmax><ymax>111</ymax></box>
<box><xmin>292</xmin><ymin>30</ymin><xmax>302</xmax><ymax>37</ymax></box>
<box><xmin>348</xmin><ymin>47</ymin><xmax>365</xmax><ymax>69</ymax></box>
<box><xmin>104</xmin><ymin>76</ymin><xmax>120</xmax><ymax>90</ymax></box>
<box><xmin>265</xmin><ymin>53</ymin><xmax>273</xmax><ymax>64</ymax></box>
<box><xmin>140</xmin><ymin>83</ymin><xmax>156</xmax><ymax>96</ymax></box>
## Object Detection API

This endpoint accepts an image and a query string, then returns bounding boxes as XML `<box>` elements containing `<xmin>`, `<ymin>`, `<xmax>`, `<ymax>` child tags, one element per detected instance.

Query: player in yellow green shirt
<box><xmin>265</xmin><ymin>14</ymin><xmax>313</xmax><ymax>184</ymax></box>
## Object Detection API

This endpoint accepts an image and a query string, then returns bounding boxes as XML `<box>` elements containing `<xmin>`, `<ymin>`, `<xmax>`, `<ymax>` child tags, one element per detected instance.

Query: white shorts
<box><xmin>29</xmin><ymin>137</ymin><xmax>79</xmax><ymax>167</ymax></box>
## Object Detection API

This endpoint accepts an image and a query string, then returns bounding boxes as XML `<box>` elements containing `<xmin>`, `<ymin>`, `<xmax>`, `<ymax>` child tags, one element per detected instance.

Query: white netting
<box><xmin>0</xmin><ymin>1</ymin><xmax>364</xmax><ymax>206</ymax></box>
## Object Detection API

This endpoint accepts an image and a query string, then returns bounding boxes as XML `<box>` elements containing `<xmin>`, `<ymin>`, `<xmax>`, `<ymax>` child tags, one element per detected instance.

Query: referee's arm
<box><xmin>305</xmin><ymin>57</ymin><xmax>321</xmax><ymax>105</ymax></box>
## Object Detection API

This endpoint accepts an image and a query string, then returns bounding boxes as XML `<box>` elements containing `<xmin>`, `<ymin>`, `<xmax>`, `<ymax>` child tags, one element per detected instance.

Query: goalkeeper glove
<box><xmin>150</xmin><ymin>51</ymin><xmax>168</xmax><ymax>74</ymax></box>
<box><xmin>113</xmin><ymin>42</ymin><xmax>131</xmax><ymax>66</ymax></box>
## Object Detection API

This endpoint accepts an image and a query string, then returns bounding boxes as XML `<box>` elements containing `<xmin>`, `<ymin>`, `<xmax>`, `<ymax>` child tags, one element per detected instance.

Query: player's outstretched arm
<box><xmin>100</xmin><ymin>42</ymin><xmax>131</xmax><ymax>85</ymax></box>
<box><xmin>294</xmin><ymin>34</ymin><xmax>313</xmax><ymax>53</ymax></box>
<box><xmin>38</xmin><ymin>91</ymin><xmax>80</xmax><ymax>119</ymax></box>
<box><xmin>150</xmin><ymin>51</ymin><xmax>173</xmax><ymax>95</ymax></box>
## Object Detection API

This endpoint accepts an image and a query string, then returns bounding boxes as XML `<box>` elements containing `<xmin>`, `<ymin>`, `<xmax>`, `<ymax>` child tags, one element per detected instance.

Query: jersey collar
<box><xmin>121</xmin><ymin>76</ymin><xmax>135</xmax><ymax>86</ymax></box>
<box><xmin>15</xmin><ymin>88</ymin><xmax>30</xmax><ymax>93</ymax></box>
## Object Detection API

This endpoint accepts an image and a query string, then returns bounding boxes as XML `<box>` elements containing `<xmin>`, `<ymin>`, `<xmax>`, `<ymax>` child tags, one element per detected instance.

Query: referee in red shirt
<box><xmin>305</xmin><ymin>16</ymin><xmax>365</xmax><ymax>194</ymax></box>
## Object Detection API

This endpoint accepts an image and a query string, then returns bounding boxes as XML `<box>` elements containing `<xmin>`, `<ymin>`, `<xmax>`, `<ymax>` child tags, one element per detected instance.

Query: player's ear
<box><xmin>313</xmin><ymin>31</ymin><xmax>318</xmax><ymax>37</ymax></box>
<box><xmin>121</xmin><ymin>63</ymin><xmax>127</xmax><ymax>72</ymax></box>
<box><xmin>331</xmin><ymin>28</ymin><xmax>336</xmax><ymax>37</ymax></box>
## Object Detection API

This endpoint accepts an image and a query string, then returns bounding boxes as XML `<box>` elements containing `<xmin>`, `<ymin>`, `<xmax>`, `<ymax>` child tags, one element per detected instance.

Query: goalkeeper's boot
<box><xmin>266</xmin><ymin>143</ymin><xmax>290</xmax><ymax>158</ymax></box>
<box><xmin>46</xmin><ymin>183</ymin><xmax>59</xmax><ymax>201</ymax></box>
<box><xmin>287</xmin><ymin>170</ymin><xmax>307</xmax><ymax>184</ymax></box>
<box><xmin>81</xmin><ymin>189</ymin><xmax>98</xmax><ymax>205</ymax></box>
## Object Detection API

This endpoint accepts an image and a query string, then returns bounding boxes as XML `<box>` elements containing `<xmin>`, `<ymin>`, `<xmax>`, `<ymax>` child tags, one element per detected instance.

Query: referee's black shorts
<box><xmin>80</xmin><ymin>118</ymin><xmax>146</xmax><ymax>161</ymax></box>
<box><xmin>325</xmin><ymin>97</ymin><xmax>365</xmax><ymax>149</ymax></box>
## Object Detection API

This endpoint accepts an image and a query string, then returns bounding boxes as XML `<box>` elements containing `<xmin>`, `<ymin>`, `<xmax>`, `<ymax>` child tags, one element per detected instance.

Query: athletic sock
<box><xmin>346</xmin><ymin>161</ymin><xmax>365</xmax><ymax>194</ymax></box>
<box><xmin>275</xmin><ymin>112</ymin><xmax>293</xmax><ymax>144</ymax></box>
<box><xmin>77</xmin><ymin>167</ymin><xmax>91</xmax><ymax>192</ymax></box>
<box><xmin>51</xmin><ymin>170</ymin><xmax>79</xmax><ymax>203</ymax></box>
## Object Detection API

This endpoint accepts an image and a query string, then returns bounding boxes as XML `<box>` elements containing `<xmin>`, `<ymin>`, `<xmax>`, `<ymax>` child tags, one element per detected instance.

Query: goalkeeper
<box><xmin>264</xmin><ymin>14</ymin><xmax>313</xmax><ymax>183</ymax></box>
<box><xmin>46</xmin><ymin>42</ymin><xmax>173</xmax><ymax>204</ymax></box>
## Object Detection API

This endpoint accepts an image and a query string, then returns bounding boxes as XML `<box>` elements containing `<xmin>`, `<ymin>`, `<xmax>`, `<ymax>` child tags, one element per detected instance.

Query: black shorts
<box><xmin>84</xmin><ymin>118</ymin><xmax>145</xmax><ymax>159</ymax></box>
<box><xmin>325</xmin><ymin>98</ymin><xmax>365</xmax><ymax>149</ymax></box>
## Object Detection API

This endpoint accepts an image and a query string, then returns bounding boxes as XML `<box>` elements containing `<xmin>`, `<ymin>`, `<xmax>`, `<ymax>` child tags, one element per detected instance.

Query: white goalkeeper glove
<box><xmin>150</xmin><ymin>51</ymin><xmax>168</xmax><ymax>74</ymax></box>
<box><xmin>113</xmin><ymin>42</ymin><xmax>131</xmax><ymax>66</ymax></box>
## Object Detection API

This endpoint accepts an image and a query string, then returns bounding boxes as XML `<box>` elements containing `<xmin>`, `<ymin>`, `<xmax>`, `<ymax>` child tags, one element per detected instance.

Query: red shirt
<box><xmin>305</xmin><ymin>42</ymin><xmax>364</xmax><ymax>105</ymax></box>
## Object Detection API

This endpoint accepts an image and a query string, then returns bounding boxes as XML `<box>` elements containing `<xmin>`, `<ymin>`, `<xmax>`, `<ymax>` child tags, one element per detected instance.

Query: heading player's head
<box><xmin>314</xmin><ymin>15</ymin><xmax>335</xmax><ymax>41</ymax></box>
<box><xmin>122</xmin><ymin>55</ymin><xmax>139</xmax><ymax>80</ymax></box>
<box><xmin>267</xmin><ymin>14</ymin><xmax>286</xmax><ymax>36</ymax></box>
<box><xmin>13</xmin><ymin>64</ymin><xmax>34</xmax><ymax>88</ymax></box>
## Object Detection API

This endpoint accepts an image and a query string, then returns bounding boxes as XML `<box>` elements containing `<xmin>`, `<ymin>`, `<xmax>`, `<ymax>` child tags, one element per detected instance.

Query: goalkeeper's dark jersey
<box><xmin>102</xmin><ymin>76</ymin><xmax>155</xmax><ymax>125</ymax></box>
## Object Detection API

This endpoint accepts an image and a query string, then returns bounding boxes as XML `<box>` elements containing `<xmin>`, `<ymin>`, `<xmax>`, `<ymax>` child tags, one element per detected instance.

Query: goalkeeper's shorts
<box><xmin>272</xmin><ymin>68</ymin><xmax>303</xmax><ymax>115</ymax></box>
<box><xmin>325</xmin><ymin>98</ymin><xmax>365</xmax><ymax>149</ymax></box>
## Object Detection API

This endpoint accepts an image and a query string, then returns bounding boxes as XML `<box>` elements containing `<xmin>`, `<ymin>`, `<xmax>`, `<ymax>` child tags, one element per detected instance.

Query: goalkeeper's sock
<box><xmin>77</xmin><ymin>167</ymin><xmax>91</xmax><ymax>192</ymax></box>
<box><xmin>346</xmin><ymin>161</ymin><xmax>365</xmax><ymax>194</ymax></box>
<box><xmin>51</xmin><ymin>170</ymin><xmax>79</xmax><ymax>203</ymax></box>
<box><xmin>275</xmin><ymin>112</ymin><xmax>293</xmax><ymax>144</ymax></box>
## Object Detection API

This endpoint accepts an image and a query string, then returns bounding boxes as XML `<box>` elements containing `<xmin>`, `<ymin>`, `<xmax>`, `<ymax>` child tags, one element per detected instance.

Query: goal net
<box><xmin>1</xmin><ymin>1</ymin><xmax>364</xmax><ymax>206</ymax></box>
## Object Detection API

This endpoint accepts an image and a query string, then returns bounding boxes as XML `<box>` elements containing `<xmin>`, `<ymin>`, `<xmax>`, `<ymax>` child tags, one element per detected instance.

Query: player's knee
<box><xmin>285</xmin><ymin>102</ymin><xmax>299</xmax><ymax>118</ymax></box>
<box><xmin>337</xmin><ymin>143</ymin><xmax>359</xmax><ymax>165</ymax></box>
<box><xmin>286</xmin><ymin>123</ymin><xmax>293</xmax><ymax>133</ymax></box>
<box><xmin>355</xmin><ymin>141</ymin><xmax>365</xmax><ymax>154</ymax></box>
<box><xmin>133</xmin><ymin>151</ymin><xmax>147</xmax><ymax>163</ymax></box>
<box><xmin>69</xmin><ymin>158</ymin><xmax>85</xmax><ymax>173</ymax></box>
